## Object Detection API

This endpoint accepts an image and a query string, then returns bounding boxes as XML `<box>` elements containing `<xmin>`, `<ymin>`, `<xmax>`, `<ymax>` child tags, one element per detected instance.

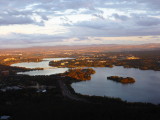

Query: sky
<box><xmin>0</xmin><ymin>0</ymin><xmax>160</xmax><ymax>48</ymax></box>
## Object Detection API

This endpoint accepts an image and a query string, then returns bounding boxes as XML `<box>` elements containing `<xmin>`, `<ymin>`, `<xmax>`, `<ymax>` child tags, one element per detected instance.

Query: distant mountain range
<box><xmin>1</xmin><ymin>43</ymin><xmax>160</xmax><ymax>53</ymax></box>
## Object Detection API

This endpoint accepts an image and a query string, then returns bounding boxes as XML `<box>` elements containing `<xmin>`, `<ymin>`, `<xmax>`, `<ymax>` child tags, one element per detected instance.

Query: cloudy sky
<box><xmin>0</xmin><ymin>0</ymin><xmax>160</xmax><ymax>48</ymax></box>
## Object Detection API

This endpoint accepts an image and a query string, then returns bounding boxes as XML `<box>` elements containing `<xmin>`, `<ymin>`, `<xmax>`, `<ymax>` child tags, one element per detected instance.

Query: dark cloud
<box><xmin>64</xmin><ymin>16</ymin><xmax>160</xmax><ymax>37</ymax></box>
<box><xmin>0</xmin><ymin>0</ymin><xmax>160</xmax><ymax>25</ymax></box>
<box><xmin>0</xmin><ymin>8</ymin><xmax>48</xmax><ymax>26</ymax></box>
<box><xmin>93</xmin><ymin>13</ymin><xmax>105</xmax><ymax>20</ymax></box>
<box><xmin>0</xmin><ymin>33</ymin><xmax>67</xmax><ymax>48</ymax></box>
<box><xmin>112</xmin><ymin>13</ymin><xmax>129</xmax><ymax>21</ymax></box>
<box><xmin>0</xmin><ymin>15</ymin><xmax>40</xmax><ymax>26</ymax></box>
<box><xmin>0</xmin><ymin>33</ymin><xmax>65</xmax><ymax>42</ymax></box>
<box><xmin>135</xmin><ymin>16</ymin><xmax>160</xmax><ymax>26</ymax></box>
<box><xmin>135</xmin><ymin>0</ymin><xmax>160</xmax><ymax>10</ymax></box>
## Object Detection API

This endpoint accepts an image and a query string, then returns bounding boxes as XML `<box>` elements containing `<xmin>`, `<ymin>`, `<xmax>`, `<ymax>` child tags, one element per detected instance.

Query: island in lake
<box><xmin>107</xmin><ymin>76</ymin><xmax>136</xmax><ymax>84</ymax></box>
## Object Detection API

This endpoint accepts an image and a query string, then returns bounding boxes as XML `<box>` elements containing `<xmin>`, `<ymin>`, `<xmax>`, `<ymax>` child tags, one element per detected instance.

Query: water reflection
<box><xmin>11</xmin><ymin>58</ymin><xmax>73</xmax><ymax>69</ymax></box>
<box><xmin>11</xmin><ymin>58</ymin><xmax>73</xmax><ymax>75</ymax></box>
<box><xmin>17</xmin><ymin>68</ymin><xmax>69</xmax><ymax>76</ymax></box>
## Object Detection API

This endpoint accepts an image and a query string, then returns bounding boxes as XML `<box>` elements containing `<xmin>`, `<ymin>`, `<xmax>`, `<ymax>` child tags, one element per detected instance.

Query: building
<box><xmin>3</xmin><ymin>58</ymin><xmax>16</xmax><ymax>62</ymax></box>
<box><xmin>99</xmin><ymin>61</ymin><xmax>106</xmax><ymax>63</ymax></box>
<box><xmin>75</xmin><ymin>62</ymin><xmax>80</xmax><ymax>64</ymax></box>
<box><xmin>61</xmin><ymin>63</ymin><xmax>65</xmax><ymax>65</ymax></box>
<box><xmin>127</xmin><ymin>56</ymin><xmax>140</xmax><ymax>60</ymax></box>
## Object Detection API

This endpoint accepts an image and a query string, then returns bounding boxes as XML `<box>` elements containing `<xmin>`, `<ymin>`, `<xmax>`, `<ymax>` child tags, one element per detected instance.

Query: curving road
<box><xmin>58</xmin><ymin>80</ymin><xmax>88</xmax><ymax>103</ymax></box>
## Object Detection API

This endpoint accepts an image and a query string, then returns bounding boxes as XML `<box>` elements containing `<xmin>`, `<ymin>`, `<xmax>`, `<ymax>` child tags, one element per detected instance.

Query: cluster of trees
<box><xmin>49</xmin><ymin>50</ymin><xmax>160</xmax><ymax>71</ymax></box>
<box><xmin>64</xmin><ymin>68</ymin><xmax>96</xmax><ymax>80</ymax></box>
<box><xmin>115</xmin><ymin>59</ymin><xmax>160</xmax><ymax>71</ymax></box>
<box><xmin>49</xmin><ymin>59</ymin><xmax>115</xmax><ymax>68</ymax></box>
<box><xmin>107</xmin><ymin>76</ymin><xmax>135</xmax><ymax>84</ymax></box>
<box><xmin>0</xmin><ymin>75</ymin><xmax>61</xmax><ymax>88</ymax></box>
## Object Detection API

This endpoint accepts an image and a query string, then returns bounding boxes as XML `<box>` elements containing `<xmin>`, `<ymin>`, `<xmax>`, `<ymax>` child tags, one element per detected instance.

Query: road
<box><xmin>58</xmin><ymin>80</ymin><xmax>88</xmax><ymax>103</ymax></box>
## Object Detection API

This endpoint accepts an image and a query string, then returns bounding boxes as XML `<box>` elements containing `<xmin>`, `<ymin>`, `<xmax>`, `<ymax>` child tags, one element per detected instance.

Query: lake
<box><xmin>72</xmin><ymin>67</ymin><xmax>160</xmax><ymax>104</ymax></box>
<box><xmin>11</xmin><ymin>58</ymin><xmax>72</xmax><ymax>75</ymax></box>
<box><xmin>11</xmin><ymin>58</ymin><xmax>160</xmax><ymax>104</ymax></box>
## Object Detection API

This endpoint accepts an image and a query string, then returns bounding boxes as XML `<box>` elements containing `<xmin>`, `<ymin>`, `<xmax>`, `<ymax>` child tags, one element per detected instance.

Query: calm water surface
<box><xmin>11</xmin><ymin>58</ymin><xmax>72</xmax><ymax>75</ymax></box>
<box><xmin>72</xmin><ymin>67</ymin><xmax>160</xmax><ymax>104</ymax></box>
<box><xmin>11</xmin><ymin>58</ymin><xmax>160</xmax><ymax>104</ymax></box>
